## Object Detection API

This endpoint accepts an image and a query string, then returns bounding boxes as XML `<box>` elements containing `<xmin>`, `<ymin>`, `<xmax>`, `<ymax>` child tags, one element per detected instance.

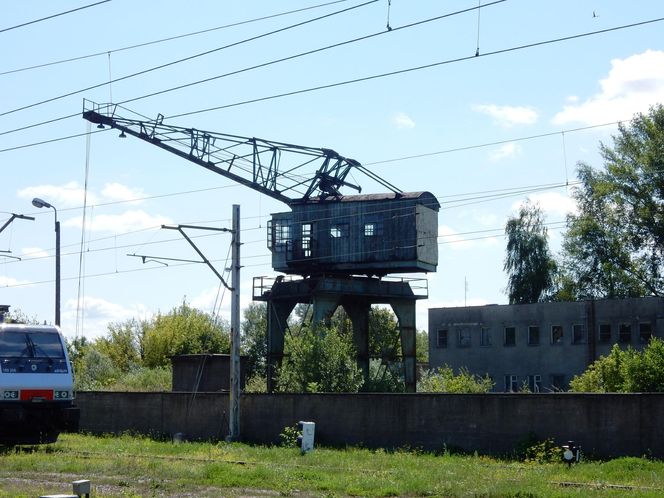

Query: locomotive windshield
<box><xmin>0</xmin><ymin>331</ymin><xmax>65</xmax><ymax>359</ymax></box>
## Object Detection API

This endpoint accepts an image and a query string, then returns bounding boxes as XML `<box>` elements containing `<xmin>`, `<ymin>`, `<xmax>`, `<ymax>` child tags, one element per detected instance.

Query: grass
<box><xmin>1</xmin><ymin>433</ymin><xmax>663</xmax><ymax>497</ymax></box>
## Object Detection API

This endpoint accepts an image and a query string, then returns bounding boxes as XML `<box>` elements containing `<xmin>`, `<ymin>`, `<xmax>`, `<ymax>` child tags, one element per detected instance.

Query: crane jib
<box><xmin>81</xmin><ymin>100</ymin><xmax>401</xmax><ymax>205</ymax></box>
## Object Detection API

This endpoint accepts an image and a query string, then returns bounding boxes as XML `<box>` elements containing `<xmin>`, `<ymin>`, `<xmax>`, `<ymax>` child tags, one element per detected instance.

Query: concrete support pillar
<box><xmin>266</xmin><ymin>300</ymin><xmax>297</xmax><ymax>392</ymax></box>
<box><xmin>391</xmin><ymin>299</ymin><xmax>417</xmax><ymax>393</ymax></box>
<box><xmin>343</xmin><ymin>301</ymin><xmax>371</xmax><ymax>382</ymax></box>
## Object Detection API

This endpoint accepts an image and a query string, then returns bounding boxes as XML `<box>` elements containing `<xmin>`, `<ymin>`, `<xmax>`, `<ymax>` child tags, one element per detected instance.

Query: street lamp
<box><xmin>32</xmin><ymin>197</ymin><xmax>60</xmax><ymax>327</ymax></box>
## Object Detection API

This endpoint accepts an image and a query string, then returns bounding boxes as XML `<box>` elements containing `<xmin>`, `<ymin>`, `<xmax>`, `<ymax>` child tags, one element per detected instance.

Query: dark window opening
<box><xmin>619</xmin><ymin>323</ymin><xmax>631</xmax><ymax>343</ymax></box>
<box><xmin>551</xmin><ymin>325</ymin><xmax>564</xmax><ymax>345</ymax></box>
<box><xmin>528</xmin><ymin>326</ymin><xmax>540</xmax><ymax>346</ymax></box>
<box><xmin>572</xmin><ymin>324</ymin><xmax>586</xmax><ymax>344</ymax></box>
<box><xmin>639</xmin><ymin>322</ymin><xmax>652</xmax><ymax>344</ymax></box>
<box><xmin>457</xmin><ymin>328</ymin><xmax>471</xmax><ymax>347</ymax></box>
<box><xmin>504</xmin><ymin>327</ymin><xmax>516</xmax><ymax>346</ymax></box>
<box><xmin>598</xmin><ymin>323</ymin><xmax>611</xmax><ymax>343</ymax></box>
<box><xmin>437</xmin><ymin>329</ymin><xmax>448</xmax><ymax>348</ymax></box>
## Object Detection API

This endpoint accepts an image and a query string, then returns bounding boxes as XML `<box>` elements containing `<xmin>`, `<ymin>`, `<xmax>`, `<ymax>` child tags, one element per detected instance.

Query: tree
<box><xmin>276</xmin><ymin>323</ymin><xmax>363</xmax><ymax>393</ymax></box>
<box><xmin>241</xmin><ymin>302</ymin><xmax>267</xmax><ymax>379</ymax></box>
<box><xmin>504</xmin><ymin>201</ymin><xmax>556</xmax><ymax>304</ymax></box>
<box><xmin>561</xmin><ymin>105</ymin><xmax>664</xmax><ymax>299</ymax></box>
<box><xmin>569</xmin><ymin>338</ymin><xmax>664</xmax><ymax>392</ymax></box>
<box><xmin>142</xmin><ymin>301</ymin><xmax>230</xmax><ymax>368</ymax></box>
<box><xmin>94</xmin><ymin>318</ymin><xmax>146</xmax><ymax>372</ymax></box>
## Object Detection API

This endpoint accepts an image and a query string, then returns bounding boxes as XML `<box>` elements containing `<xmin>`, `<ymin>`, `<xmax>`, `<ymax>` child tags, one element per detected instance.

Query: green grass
<box><xmin>1</xmin><ymin>433</ymin><xmax>663</xmax><ymax>497</ymax></box>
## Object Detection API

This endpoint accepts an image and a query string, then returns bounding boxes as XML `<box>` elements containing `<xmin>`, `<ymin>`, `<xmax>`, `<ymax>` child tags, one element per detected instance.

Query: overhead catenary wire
<box><xmin>0</xmin><ymin>9</ymin><xmax>648</xmax><ymax>144</ymax></box>
<box><xmin>0</xmin><ymin>0</ymin><xmax>500</xmax><ymax>140</ymax></box>
<box><xmin>0</xmin><ymin>0</ymin><xmax>358</xmax><ymax>76</ymax></box>
<box><xmin>167</xmin><ymin>16</ymin><xmax>664</xmax><ymax>120</ymax></box>
<box><xmin>115</xmin><ymin>0</ymin><xmax>506</xmax><ymax>109</ymax></box>
<box><xmin>0</xmin><ymin>0</ymin><xmax>111</xmax><ymax>34</ymax></box>
<box><xmin>0</xmin><ymin>0</ymin><xmax>379</xmax><ymax>119</ymax></box>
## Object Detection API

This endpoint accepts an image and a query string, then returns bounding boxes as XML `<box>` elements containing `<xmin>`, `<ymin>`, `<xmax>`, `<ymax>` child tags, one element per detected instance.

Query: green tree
<box><xmin>561</xmin><ymin>105</ymin><xmax>664</xmax><ymax>299</ymax></box>
<box><xmin>504</xmin><ymin>201</ymin><xmax>556</xmax><ymax>304</ymax></box>
<box><xmin>569</xmin><ymin>338</ymin><xmax>664</xmax><ymax>392</ymax></box>
<box><xmin>276</xmin><ymin>323</ymin><xmax>363</xmax><ymax>393</ymax></box>
<box><xmin>417</xmin><ymin>365</ymin><xmax>494</xmax><ymax>393</ymax></box>
<box><xmin>142</xmin><ymin>301</ymin><xmax>230</xmax><ymax>368</ymax></box>
<box><xmin>241</xmin><ymin>302</ymin><xmax>267</xmax><ymax>379</ymax></box>
<box><xmin>95</xmin><ymin>318</ymin><xmax>146</xmax><ymax>372</ymax></box>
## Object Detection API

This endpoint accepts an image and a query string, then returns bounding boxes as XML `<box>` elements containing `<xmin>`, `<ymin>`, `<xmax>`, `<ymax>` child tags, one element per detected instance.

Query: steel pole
<box><xmin>55</xmin><ymin>218</ymin><xmax>61</xmax><ymax>327</ymax></box>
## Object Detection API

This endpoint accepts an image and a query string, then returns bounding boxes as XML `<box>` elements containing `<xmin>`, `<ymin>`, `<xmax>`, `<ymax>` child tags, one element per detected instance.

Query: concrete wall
<box><xmin>77</xmin><ymin>392</ymin><xmax>664</xmax><ymax>459</ymax></box>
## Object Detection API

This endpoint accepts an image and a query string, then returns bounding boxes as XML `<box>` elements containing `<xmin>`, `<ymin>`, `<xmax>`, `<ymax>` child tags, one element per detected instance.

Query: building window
<box><xmin>572</xmin><ymin>324</ymin><xmax>586</xmax><ymax>345</ymax></box>
<box><xmin>504</xmin><ymin>327</ymin><xmax>516</xmax><ymax>346</ymax></box>
<box><xmin>639</xmin><ymin>322</ymin><xmax>653</xmax><ymax>344</ymax></box>
<box><xmin>504</xmin><ymin>375</ymin><xmax>518</xmax><ymax>393</ymax></box>
<box><xmin>457</xmin><ymin>328</ymin><xmax>471</xmax><ymax>348</ymax></box>
<box><xmin>330</xmin><ymin>223</ymin><xmax>348</xmax><ymax>238</ymax></box>
<box><xmin>528</xmin><ymin>374</ymin><xmax>542</xmax><ymax>393</ymax></box>
<box><xmin>269</xmin><ymin>220</ymin><xmax>290</xmax><ymax>252</ymax></box>
<box><xmin>528</xmin><ymin>326</ymin><xmax>540</xmax><ymax>346</ymax></box>
<box><xmin>550</xmin><ymin>374</ymin><xmax>566</xmax><ymax>392</ymax></box>
<box><xmin>551</xmin><ymin>325</ymin><xmax>564</xmax><ymax>345</ymax></box>
<box><xmin>301</xmin><ymin>223</ymin><xmax>313</xmax><ymax>258</ymax></box>
<box><xmin>619</xmin><ymin>323</ymin><xmax>632</xmax><ymax>343</ymax></box>
<box><xmin>598</xmin><ymin>323</ymin><xmax>611</xmax><ymax>343</ymax></box>
<box><xmin>480</xmin><ymin>327</ymin><xmax>492</xmax><ymax>347</ymax></box>
<box><xmin>436</xmin><ymin>329</ymin><xmax>448</xmax><ymax>348</ymax></box>
<box><xmin>364</xmin><ymin>222</ymin><xmax>382</xmax><ymax>237</ymax></box>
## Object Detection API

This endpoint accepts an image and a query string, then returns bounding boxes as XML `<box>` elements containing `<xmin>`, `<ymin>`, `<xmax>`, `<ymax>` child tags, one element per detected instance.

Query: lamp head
<box><xmin>32</xmin><ymin>197</ymin><xmax>52</xmax><ymax>209</ymax></box>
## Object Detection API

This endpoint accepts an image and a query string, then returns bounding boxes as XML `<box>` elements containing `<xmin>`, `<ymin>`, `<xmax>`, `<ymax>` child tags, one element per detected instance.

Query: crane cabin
<box><xmin>268</xmin><ymin>191</ymin><xmax>440</xmax><ymax>277</ymax></box>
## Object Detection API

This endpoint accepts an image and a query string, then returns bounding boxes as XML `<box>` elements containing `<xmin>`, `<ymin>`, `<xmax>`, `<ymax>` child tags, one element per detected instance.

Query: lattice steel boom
<box><xmin>82</xmin><ymin>100</ymin><xmax>401</xmax><ymax>206</ymax></box>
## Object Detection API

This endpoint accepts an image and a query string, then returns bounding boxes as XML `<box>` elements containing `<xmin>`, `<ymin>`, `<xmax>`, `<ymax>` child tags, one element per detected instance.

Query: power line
<box><xmin>0</xmin><ymin>0</ymin><xmax>111</xmax><ymax>34</ymax></box>
<box><xmin>115</xmin><ymin>0</ymin><xmax>506</xmax><ymax>108</ymax></box>
<box><xmin>364</xmin><ymin>122</ymin><xmax>623</xmax><ymax>166</ymax></box>
<box><xmin>0</xmin><ymin>0</ymin><xmax>378</xmax><ymax>118</ymax></box>
<box><xmin>0</xmin><ymin>0</ymin><xmax>504</xmax><ymax>139</ymax></box>
<box><xmin>0</xmin><ymin>0</ymin><xmax>357</xmax><ymax>76</ymax></box>
<box><xmin>167</xmin><ymin>16</ymin><xmax>664</xmax><ymax>120</ymax></box>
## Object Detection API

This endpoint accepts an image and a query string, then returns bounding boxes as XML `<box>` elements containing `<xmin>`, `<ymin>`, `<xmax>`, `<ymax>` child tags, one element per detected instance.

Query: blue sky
<box><xmin>1</xmin><ymin>0</ymin><xmax>663</xmax><ymax>338</ymax></box>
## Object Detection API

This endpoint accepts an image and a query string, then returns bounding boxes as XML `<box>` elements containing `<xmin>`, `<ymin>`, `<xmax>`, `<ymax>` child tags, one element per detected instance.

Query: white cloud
<box><xmin>62</xmin><ymin>296</ymin><xmax>150</xmax><ymax>338</ymax></box>
<box><xmin>391</xmin><ymin>112</ymin><xmax>415</xmax><ymax>129</ymax></box>
<box><xmin>63</xmin><ymin>210</ymin><xmax>173</xmax><ymax>233</ymax></box>
<box><xmin>21</xmin><ymin>247</ymin><xmax>49</xmax><ymax>259</ymax></box>
<box><xmin>553</xmin><ymin>50</ymin><xmax>664</xmax><ymax>125</ymax></box>
<box><xmin>438</xmin><ymin>225</ymin><xmax>473</xmax><ymax>250</ymax></box>
<box><xmin>101</xmin><ymin>183</ymin><xmax>145</xmax><ymax>204</ymax></box>
<box><xmin>18</xmin><ymin>181</ymin><xmax>147</xmax><ymax>209</ymax></box>
<box><xmin>511</xmin><ymin>192</ymin><xmax>577</xmax><ymax>219</ymax></box>
<box><xmin>17</xmin><ymin>181</ymin><xmax>99</xmax><ymax>208</ymax></box>
<box><xmin>0</xmin><ymin>275</ymin><xmax>31</xmax><ymax>287</ymax></box>
<box><xmin>472</xmin><ymin>104</ymin><xmax>538</xmax><ymax>127</ymax></box>
<box><xmin>489</xmin><ymin>142</ymin><xmax>520</xmax><ymax>161</ymax></box>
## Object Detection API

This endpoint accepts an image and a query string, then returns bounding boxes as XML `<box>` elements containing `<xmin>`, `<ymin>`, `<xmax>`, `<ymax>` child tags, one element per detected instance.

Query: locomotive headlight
<box><xmin>54</xmin><ymin>390</ymin><xmax>71</xmax><ymax>400</ymax></box>
<box><xmin>2</xmin><ymin>390</ymin><xmax>19</xmax><ymax>400</ymax></box>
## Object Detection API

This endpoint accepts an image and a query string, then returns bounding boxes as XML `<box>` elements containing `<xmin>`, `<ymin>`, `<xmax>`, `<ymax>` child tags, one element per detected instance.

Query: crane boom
<box><xmin>82</xmin><ymin>100</ymin><xmax>401</xmax><ymax>205</ymax></box>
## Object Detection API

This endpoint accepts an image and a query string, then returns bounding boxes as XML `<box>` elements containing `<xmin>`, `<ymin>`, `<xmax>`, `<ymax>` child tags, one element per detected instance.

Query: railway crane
<box><xmin>82</xmin><ymin>100</ymin><xmax>440</xmax><ymax>391</ymax></box>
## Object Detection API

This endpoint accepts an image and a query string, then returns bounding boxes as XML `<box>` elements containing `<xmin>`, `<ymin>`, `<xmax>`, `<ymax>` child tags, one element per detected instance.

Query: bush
<box><xmin>570</xmin><ymin>338</ymin><xmax>664</xmax><ymax>392</ymax></box>
<box><xmin>417</xmin><ymin>366</ymin><xmax>494</xmax><ymax>393</ymax></box>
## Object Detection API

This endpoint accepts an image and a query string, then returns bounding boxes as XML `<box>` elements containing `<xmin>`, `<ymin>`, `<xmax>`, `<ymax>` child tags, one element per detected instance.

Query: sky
<box><xmin>1</xmin><ymin>0</ymin><xmax>663</xmax><ymax>339</ymax></box>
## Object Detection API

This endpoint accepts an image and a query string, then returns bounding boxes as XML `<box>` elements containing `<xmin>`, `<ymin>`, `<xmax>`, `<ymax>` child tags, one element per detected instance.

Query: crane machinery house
<box><xmin>269</xmin><ymin>192</ymin><xmax>439</xmax><ymax>276</ymax></box>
